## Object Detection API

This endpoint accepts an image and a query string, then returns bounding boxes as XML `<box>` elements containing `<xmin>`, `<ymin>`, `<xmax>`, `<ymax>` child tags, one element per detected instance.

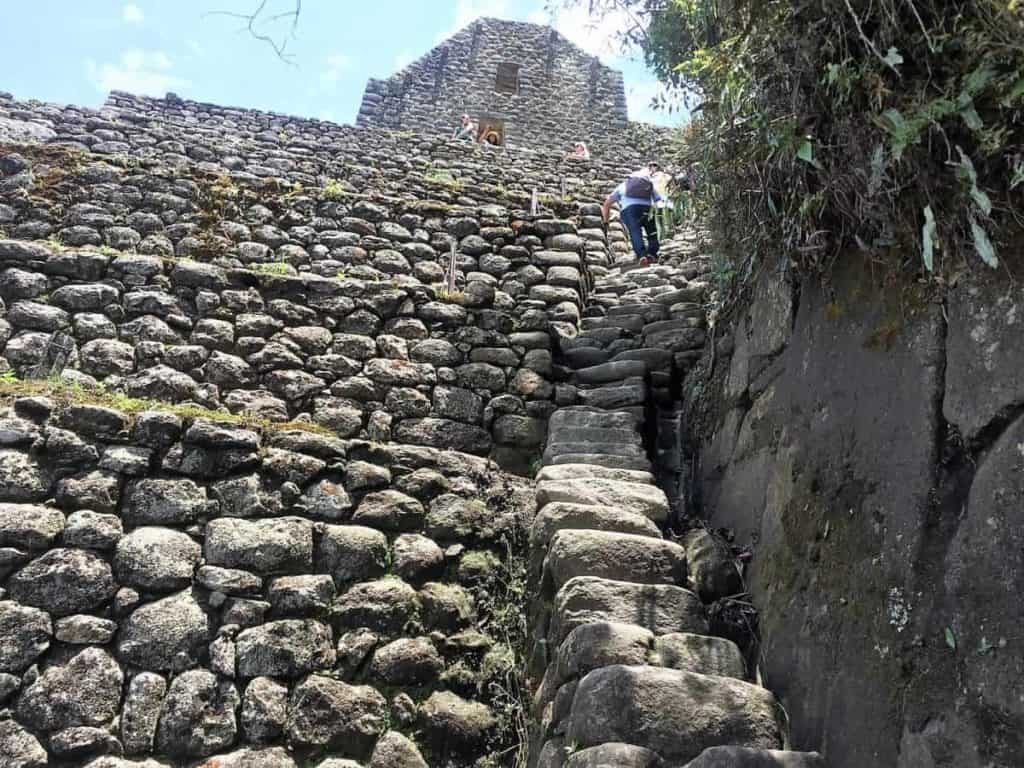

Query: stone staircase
<box><xmin>527</xmin><ymin>227</ymin><xmax>825</xmax><ymax>767</ymax></box>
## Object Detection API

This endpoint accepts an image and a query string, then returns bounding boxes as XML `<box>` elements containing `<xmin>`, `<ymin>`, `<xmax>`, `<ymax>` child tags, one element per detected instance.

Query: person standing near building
<box><xmin>601</xmin><ymin>164</ymin><xmax>664</xmax><ymax>265</ymax></box>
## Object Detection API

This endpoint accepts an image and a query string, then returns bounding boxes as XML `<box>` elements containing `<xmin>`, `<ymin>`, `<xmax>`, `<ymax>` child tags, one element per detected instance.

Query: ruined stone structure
<box><xmin>357</xmin><ymin>18</ymin><xmax>642</xmax><ymax>154</ymax></box>
<box><xmin>0</xmin><ymin>87</ymin><xmax>827</xmax><ymax>768</ymax></box>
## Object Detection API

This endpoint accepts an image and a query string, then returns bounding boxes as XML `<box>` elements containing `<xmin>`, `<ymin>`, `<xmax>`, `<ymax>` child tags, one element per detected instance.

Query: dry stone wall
<box><xmin>0</xmin><ymin>90</ymin><xmax>674</xmax><ymax>472</ymax></box>
<box><xmin>0</xmin><ymin>396</ymin><xmax>533</xmax><ymax>767</ymax></box>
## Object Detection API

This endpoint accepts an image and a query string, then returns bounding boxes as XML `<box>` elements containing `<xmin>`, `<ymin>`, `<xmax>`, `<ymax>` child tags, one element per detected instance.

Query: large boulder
<box><xmin>0</xmin><ymin>600</ymin><xmax>51</xmax><ymax>672</ymax></box>
<box><xmin>550</xmin><ymin>577</ymin><xmax>707</xmax><ymax>645</ymax></box>
<box><xmin>115</xmin><ymin>527</ymin><xmax>201</xmax><ymax>591</ymax></box>
<box><xmin>236</xmin><ymin>620</ymin><xmax>336</xmax><ymax>678</ymax></box>
<box><xmin>315</xmin><ymin>524</ymin><xmax>388</xmax><ymax>584</ymax></box>
<box><xmin>544</xmin><ymin>529</ymin><xmax>688</xmax><ymax>591</ymax></box>
<box><xmin>566</xmin><ymin>665</ymin><xmax>783</xmax><ymax>763</ymax></box>
<box><xmin>0</xmin><ymin>719</ymin><xmax>47</xmax><ymax>768</ymax></box>
<box><xmin>117</xmin><ymin>590</ymin><xmax>210</xmax><ymax>672</ymax></box>
<box><xmin>155</xmin><ymin>669</ymin><xmax>238</xmax><ymax>758</ymax></box>
<box><xmin>17</xmin><ymin>647</ymin><xmax>123</xmax><ymax>732</ymax></box>
<box><xmin>124</xmin><ymin>478</ymin><xmax>207</xmax><ymax>526</ymax></box>
<box><xmin>205</xmin><ymin>517</ymin><xmax>314</xmax><ymax>574</ymax></box>
<box><xmin>285</xmin><ymin>675</ymin><xmax>387</xmax><ymax>753</ymax></box>
<box><xmin>8</xmin><ymin>548</ymin><xmax>116</xmax><ymax>616</ymax></box>
<box><xmin>683</xmin><ymin>747</ymin><xmax>826</xmax><ymax>767</ymax></box>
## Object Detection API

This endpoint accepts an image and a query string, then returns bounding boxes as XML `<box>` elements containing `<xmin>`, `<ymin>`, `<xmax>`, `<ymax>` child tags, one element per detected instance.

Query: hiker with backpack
<box><xmin>601</xmin><ymin>163</ymin><xmax>665</xmax><ymax>265</ymax></box>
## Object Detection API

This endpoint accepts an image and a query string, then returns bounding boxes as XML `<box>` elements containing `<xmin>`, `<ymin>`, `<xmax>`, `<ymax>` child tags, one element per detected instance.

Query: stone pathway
<box><xmin>528</xmin><ymin>225</ymin><xmax>826</xmax><ymax>767</ymax></box>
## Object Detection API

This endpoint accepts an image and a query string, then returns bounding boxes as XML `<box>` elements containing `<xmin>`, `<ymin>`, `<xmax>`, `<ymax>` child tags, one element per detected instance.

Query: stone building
<box><xmin>356</xmin><ymin>17</ymin><xmax>632</xmax><ymax>152</ymax></box>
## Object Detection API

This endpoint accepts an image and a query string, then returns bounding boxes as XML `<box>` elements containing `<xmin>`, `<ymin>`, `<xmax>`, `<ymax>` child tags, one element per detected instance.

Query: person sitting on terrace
<box><xmin>480</xmin><ymin>127</ymin><xmax>501</xmax><ymax>146</ymax></box>
<box><xmin>571</xmin><ymin>141</ymin><xmax>590</xmax><ymax>160</ymax></box>
<box><xmin>452</xmin><ymin>114</ymin><xmax>477</xmax><ymax>141</ymax></box>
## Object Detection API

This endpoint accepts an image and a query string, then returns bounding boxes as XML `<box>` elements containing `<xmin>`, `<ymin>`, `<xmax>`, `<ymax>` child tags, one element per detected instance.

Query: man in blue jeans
<box><xmin>601</xmin><ymin>163</ymin><xmax>664</xmax><ymax>265</ymax></box>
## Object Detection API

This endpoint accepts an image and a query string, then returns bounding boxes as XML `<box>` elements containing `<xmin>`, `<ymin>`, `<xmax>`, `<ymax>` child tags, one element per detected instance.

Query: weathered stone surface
<box><xmin>242</xmin><ymin>676</ymin><xmax>289</xmax><ymax>744</ymax></box>
<box><xmin>8</xmin><ymin>548</ymin><xmax>116</xmax><ymax>616</ymax></box>
<box><xmin>0</xmin><ymin>719</ymin><xmax>47</xmax><ymax>768</ymax></box>
<box><xmin>155</xmin><ymin>669</ymin><xmax>238</xmax><ymax>758</ymax></box>
<box><xmin>236</xmin><ymin>619</ymin><xmax>336</xmax><ymax>678</ymax></box>
<box><xmin>681</xmin><ymin>529</ymin><xmax>742</xmax><ymax>602</ymax></box>
<box><xmin>298</xmin><ymin>479</ymin><xmax>353</xmax><ymax>521</ymax></box>
<box><xmin>17</xmin><ymin>646</ymin><xmax>123</xmax><ymax>732</ymax></box>
<box><xmin>0</xmin><ymin>503</ymin><xmax>64</xmax><ymax>549</ymax></box>
<box><xmin>394</xmin><ymin>418</ymin><xmax>491</xmax><ymax>455</ymax></box>
<box><xmin>196</xmin><ymin>747</ymin><xmax>298</xmax><ymax>768</ymax></box>
<box><xmin>352</xmin><ymin>490</ymin><xmax>426</xmax><ymax>532</ymax></box>
<box><xmin>565</xmin><ymin>743</ymin><xmax>664</xmax><ymax>768</ymax></box>
<box><xmin>0</xmin><ymin>600</ymin><xmax>51</xmax><ymax>672</ymax></box>
<box><xmin>117</xmin><ymin>590</ymin><xmax>210</xmax><ymax>672</ymax></box>
<box><xmin>122</xmin><ymin>672</ymin><xmax>167</xmax><ymax>755</ymax></box>
<box><xmin>205</xmin><ymin>517</ymin><xmax>314</xmax><ymax>574</ymax></box>
<box><xmin>567</xmin><ymin>665</ymin><xmax>783</xmax><ymax>762</ymax></box>
<box><xmin>537</xmin><ymin>478</ymin><xmax>668</xmax><ymax>522</ymax></box>
<box><xmin>684</xmin><ymin>747</ymin><xmax>826</xmax><ymax>767</ymax></box>
<box><xmin>419</xmin><ymin>581</ymin><xmax>475</xmax><ymax>630</ymax></box>
<box><xmin>369</xmin><ymin>730</ymin><xmax>429</xmax><ymax>768</ymax></box>
<box><xmin>0</xmin><ymin>450</ymin><xmax>51</xmax><ymax>502</ymax></box>
<box><xmin>286</xmin><ymin>675</ymin><xmax>387</xmax><ymax>752</ymax></box>
<box><xmin>124</xmin><ymin>478</ymin><xmax>207</xmax><ymax>526</ymax></box>
<box><xmin>426</xmin><ymin>493</ymin><xmax>504</xmax><ymax>542</ymax></box>
<box><xmin>531</xmin><ymin>502</ymin><xmax>661</xmax><ymax>547</ymax></box>
<box><xmin>334</xmin><ymin>578</ymin><xmax>420</xmax><ymax>634</ymax></box>
<box><xmin>551</xmin><ymin>577</ymin><xmax>708</xmax><ymax>645</ymax></box>
<box><xmin>267</xmin><ymin>574</ymin><xmax>335</xmax><ymax>617</ymax></box>
<box><xmin>315</xmin><ymin>524</ymin><xmax>388</xmax><ymax>584</ymax></box>
<box><xmin>545</xmin><ymin>529</ymin><xmax>687</xmax><ymax>591</ymax></box>
<box><xmin>391</xmin><ymin>533</ymin><xmax>444</xmax><ymax>582</ymax></box>
<box><xmin>54</xmin><ymin>614</ymin><xmax>117</xmax><ymax>644</ymax></box>
<box><xmin>419</xmin><ymin>690</ymin><xmax>497</xmax><ymax>750</ymax></box>
<box><xmin>115</xmin><ymin>527</ymin><xmax>201</xmax><ymax>591</ymax></box>
<box><xmin>369</xmin><ymin>637</ymin><xmax>444</xmax><ymax>685</ymax></box>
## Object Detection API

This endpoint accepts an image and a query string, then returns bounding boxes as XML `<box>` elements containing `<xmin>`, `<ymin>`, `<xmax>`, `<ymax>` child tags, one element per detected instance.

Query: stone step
<box><xmin>536</xmin><ymin>477</ymin><xmax>668</xmax><ymax>521</ymax></box>
<box><xmin>536</xmin><ymin>622</ymin><xmax>746</xmax><ymax>711</ymax></box>
<box><xmin>544</xmin><ymin>529</ymin><xmax>687</xmax><ymax>591</ymax></box>
<box><xmin>548</xmin><ymin>407</ymin><xmax>641</xmax><ymax>431</ymax></box>
<box><xmin>531</xmin><ymin>502</ymin><xmax>662</xmax><ymax>549</ymax></box>
<box><xmin>575</xmin><ymin>360</ymin><xmax>648</xmax><ymax>386</ymax></box>
<box><xmin>551</xmin><ymin>576</ymin><xmax>707</xmax><ymax>645</ymax></box>
<box><xmin>545</xmin><ymin>424</ymin><xmax>640</xmax><ymax>444</ymax></box>
<box><xmin>544</xmin><ymin>442</ymin><xmax>646</xmax><ymax>462</ymax></box>
<box><xmin>608</xmin><ymin>302</ymin><xmax>670</xmax><ymax>322</ymax></box>
<box><xmin>580</xmin><ymin>314</ymin><xmax>645</xmax><ymax>334</ymax></box>
<box><xmin>535</xmin><ymin>463</ymin><xmax>654</xmax><ymax>486</ymax></box>
<box><xmin>577</xmin><ymin>380</ymin><xmax>647</xmax><ymax>409</ymax></box>
<box><xmin>565</xmin><ymin>665</ymin><xmax>783</xmax><ymax>764</ymax></box>
<box><xmin>563</xmin><ymin>347</ymin><xmax>610</xmax><ymax>369</ymax></box>
<box><xmin>610</xmin><ymin>347</ymin><xmax>674</xmax><ymax>371</ymax></box>
<box><xmin>549</xmin><ymin>453</ymin><xmax>653</xmax><ymax>472</ymax></box>
<box><xmin>684</xmin><ymin>747</ymin><xmax>827</xmax><ymax>767</ymax></box>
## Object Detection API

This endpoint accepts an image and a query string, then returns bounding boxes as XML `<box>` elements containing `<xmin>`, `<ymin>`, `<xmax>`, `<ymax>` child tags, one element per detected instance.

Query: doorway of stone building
<box><xmin>477</xmin><ymin>116</ymin><xmax>505</xmax><ymax>146</ymax></box>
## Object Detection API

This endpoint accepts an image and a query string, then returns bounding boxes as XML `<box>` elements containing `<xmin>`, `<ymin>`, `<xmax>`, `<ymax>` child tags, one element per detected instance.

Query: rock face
<box><xmin>17</xmin><ymin>647</ymin><xmax>124</xmax><ymax>732</ymax></box>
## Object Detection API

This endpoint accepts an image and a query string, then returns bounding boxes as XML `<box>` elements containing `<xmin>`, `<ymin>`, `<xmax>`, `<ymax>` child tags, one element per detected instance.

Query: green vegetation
<box><xmin>321</xmin><ymin>177</ymin><xmax>350</xmax><ymax>200</ymax></box>
<box><xmin>0</xmin><ymin>372</ymin><xmax>334</xmax><ymax>437</ymax></box>
<box><xmin>574</xmin><ymin>0</ymin><xmax>1024</xmax><ymax>292</ymax></box>
<box><xmin>423</xmin><ymin>168</ymin><xmax>464</xmax><ymax>191</ymax></box>
<box><xmin>252</xmin><ymin>261</ymin><xmax>294</xmax><ymax>275</ymax></box>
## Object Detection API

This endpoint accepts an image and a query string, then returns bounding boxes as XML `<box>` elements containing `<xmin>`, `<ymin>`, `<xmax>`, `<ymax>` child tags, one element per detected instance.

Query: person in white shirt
<box><xmin>601</xmin><ymin>163</ymin><xmax>665</xmax><ymax>265</ymax></box>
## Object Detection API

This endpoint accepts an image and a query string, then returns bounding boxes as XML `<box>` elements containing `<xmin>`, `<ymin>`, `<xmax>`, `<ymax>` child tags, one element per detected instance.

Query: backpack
<box><xmin>624</xmin><ymin>173</ymin><xmax>654</xmax><ymax>199</ymax></box>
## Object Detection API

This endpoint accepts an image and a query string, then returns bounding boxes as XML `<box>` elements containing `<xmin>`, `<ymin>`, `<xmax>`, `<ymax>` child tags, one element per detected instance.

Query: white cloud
<box><xmin>122</xmin><ymin>4</ymin><xmax>144</xmax><ymax>24</ymax></box>
<box><xmin>436</xmin><ymin>0</ymin><xmax>510</xmax><ymax>43</ymax></box>
<box><xmin>320</xmin><ymin>53</ymin><xmax>352</xmax><ymax>89</ymax></box>
<box><xmin>394</xmin><ymin>51</ymin><xmax>415</xmax><ymax>71</ymax></box>
<box><xmin>86</xmin><ymin>49</ymin><xmax>190</xmax><ymax>96</ymax></box>
<box><xmin>547</xmin><ymin>4</ymin><xmax>633</xmax><ymax>60</ymax></box>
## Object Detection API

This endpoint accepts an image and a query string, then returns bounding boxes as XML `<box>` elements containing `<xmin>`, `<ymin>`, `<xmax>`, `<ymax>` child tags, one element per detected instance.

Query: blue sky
<box><xmin>0</xmin><ymin>0</ymin><xmax>681</xmax><ymax>128</ymax></box>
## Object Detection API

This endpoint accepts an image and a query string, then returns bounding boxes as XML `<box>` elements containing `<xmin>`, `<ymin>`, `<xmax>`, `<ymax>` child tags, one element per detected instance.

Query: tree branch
<box><xmin>205</xmin><ymin>0</ymin><xmax>302</xmax><ymax>64</ymax></box>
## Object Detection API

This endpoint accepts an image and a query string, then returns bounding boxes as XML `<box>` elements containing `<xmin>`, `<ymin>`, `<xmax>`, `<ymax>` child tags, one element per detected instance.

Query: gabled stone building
<box><xmin>356</xmin><ymin>17</ymin><xmax>632</xmax><ymax>152</ymax></box>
